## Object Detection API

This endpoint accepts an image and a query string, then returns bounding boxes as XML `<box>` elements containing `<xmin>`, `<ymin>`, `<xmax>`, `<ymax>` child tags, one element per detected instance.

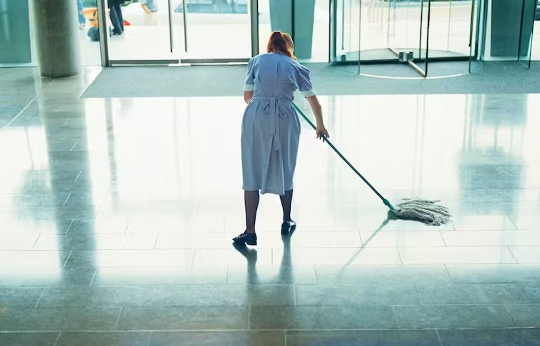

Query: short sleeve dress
<box><xmin>241</xmin><ymin>53</ymin><xmax>316</xmax><ymax>196</ymax></box>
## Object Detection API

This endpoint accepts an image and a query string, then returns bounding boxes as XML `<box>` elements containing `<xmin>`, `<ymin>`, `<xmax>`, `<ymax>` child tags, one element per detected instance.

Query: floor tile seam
<box><xmin>152</xmin><ymin>233</ymin><xmax>160</xmax><ymax>250</ymax></box>
<box><xmin>503</xmin><ymin>304</ymin><xmax>519</xmax><ymax>327</ymax></box>
<box><xmin>30</xmin><ymin>233</ymin><xmax>43</xmax><ymax>251</ymax></box>
<box><xmin>88</xmin><ymin>268</ymin><xmax>99</xmax><ymax>287</ymax></box>
<box><xmin>443</xmin><ymin>265</ymin><xmax>455</xmax><ymax>284</ymax></box>
<box><xmin>76</xmin><ymin>81</ymin><xmax>93</xmax><ymax>99</ymax></box>
<box><xmin>396</xmin><ymin>248</ymin><xmax>404</xmax><ymax>265</ymax></box>
<box><xmin>435</xmin><ymin>329</ymin><xmax>443</xmax><ymax>346</ymax></box>
<box><xmin>52</xmin><ymin>331</ymin><xmax>62</xmax><ymax>346</ymax></box>
<box><xmin>5</xmin><ymin>96</ymin><xmax>37</xmax><ymax>127</ymax></box>
<box><xmin>62</xmin><ymin>193</ymin><xmax>72</xmax><ymax>206</ymax></box>
<box><xmin>145</xmin><ymin>331</ymin><xmax>152</xmax><ymax>346</ymax></box>
<box><xmin>413</xmin><ymin>283</ymin><xmax>423</xmax><ymax>305</ymax></box>
<box><xmin>507</xmin><ymin>215</ymin><xmax>520</xmax><ymax>230</ymax></box>
<box><xmin>516</xmin><ymin>284</ymin><xmax>531</xmax><ymax>304</ymax></box>
<box><xmin>507</xmin><ymin>246</ymin><xmax>520</xmax><ymax>264</ymax></box>
<box><xmin>7</xmin><ymin>302</ymin><xmax>534</xmax><ymax>309</ymax></box>
<box><xmin>470</xmin><ymin>202</ymin><xmax>481</xmax><ymax>215</ymax></box>
<box><xmin>3</xmin><ymin>327</ymin><xmax>540</xmax><ymax>333</ymax></box>
<box><xmin>33</xmin><ymin>291</ymin><xmax>43</xmax><ymax>309</ymax></box>
<box><xmin>74</xmin><ymin>171</ymin><xmax>83</xmax><ymax>182</ymax></box>
<box><xmin>114</xmin><ymin>307</ymin><xmax>123</xmax><ymax>329</ymax></box>
<box><xmin>62</xmin><ymin>250</ymin><xmax>73</xmax><ymax>268</ymax></box>
<box><xmin>247</xmin><ymin>306</ymin><xmax>251</xmax><ymax>330</ymax></box>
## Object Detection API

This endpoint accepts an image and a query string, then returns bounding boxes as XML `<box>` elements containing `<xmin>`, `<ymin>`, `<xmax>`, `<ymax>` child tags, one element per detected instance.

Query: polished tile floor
<box><xmin>1</xmin><ymin>68</ymin><xmax>540</xmax><ymax>345</ymax></box>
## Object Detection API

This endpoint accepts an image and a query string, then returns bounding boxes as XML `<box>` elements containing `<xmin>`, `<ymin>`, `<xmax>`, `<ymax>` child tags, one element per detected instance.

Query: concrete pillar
<box><xmin>32</xmin><ymin>0</ymin><xmax>81</xmax><ymax>77</ymax></box>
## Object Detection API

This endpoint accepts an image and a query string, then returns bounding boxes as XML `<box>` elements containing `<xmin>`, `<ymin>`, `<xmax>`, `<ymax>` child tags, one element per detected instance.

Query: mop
<box><xmin>292</xmin><ymin>103</ymin><xmax>451</xmax><ymax>226</ymax></box>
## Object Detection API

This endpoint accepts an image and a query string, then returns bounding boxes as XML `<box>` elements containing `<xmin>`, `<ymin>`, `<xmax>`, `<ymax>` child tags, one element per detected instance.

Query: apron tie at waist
<box><xmin>254</xmin><ymin>97</ymin><xmax>291</xmax><ymax>151</ymax></box>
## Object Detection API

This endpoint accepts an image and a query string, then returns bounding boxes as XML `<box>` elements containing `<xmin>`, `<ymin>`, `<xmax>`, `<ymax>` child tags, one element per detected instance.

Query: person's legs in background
<box><xmin>77</xmin><ymin>0</ymin><xmax>86</xmax><ymax>29</ymax></box>
<box><xmin>115</xmin><ymin>3</ymin><xmax>124</xmax><ymax>32</ymax></box>
<box><xmin>109</xmin><ymin>4</ymin><xmax>123</xmax><ymax>35</ymax></box>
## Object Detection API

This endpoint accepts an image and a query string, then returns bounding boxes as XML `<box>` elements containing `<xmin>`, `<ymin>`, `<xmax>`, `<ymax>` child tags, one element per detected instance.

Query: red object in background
<box><xmin>124</xmin><ymin>20</ymin><xmax>130</xmax><ymax>26</ymax></box>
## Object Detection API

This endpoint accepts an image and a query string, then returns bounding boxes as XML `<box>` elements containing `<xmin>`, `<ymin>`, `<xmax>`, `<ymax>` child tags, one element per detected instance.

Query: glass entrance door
<box><xmin>333</xmin><ymin>0</ymin><xmax>478</xmax><ymax>77</ymax></box>
<box><xmin>173</xmin><ymin>0</ymin><xmax>252</xmax><ymax>62</ymax></box>
<box><xmin>105</xmin><ymin>0</ymin><xmax>252</xmax><ymax>64</ymax></box>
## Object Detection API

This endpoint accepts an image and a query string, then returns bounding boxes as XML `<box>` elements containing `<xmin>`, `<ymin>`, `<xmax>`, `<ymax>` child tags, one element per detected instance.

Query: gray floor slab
<box><xmin>249</xmin><ymin>305</ymin><xmax>398</xmax><ymax>330</ymax></box>
<box><xmin>295</xmin><ymin>284</ymin><xmax>421</xmax><ymax>306</ymax></box>
<box><xmin>36</xmin><ymin>285</ymin><xmax>295</xmax><ymax>308</ymax></box>
<box><xmin>446</xmin><ymin>264</ymin><xmax>540</xmax><ymax>283</ymax></box>
<box><xmin>506</xmin><ymin>305</ymin><xmax>540</xmax><ymax>327</ymax></box>
<box><xmin>315</xmin><ymin>265</ymin><xmax>453</xmax><ymax>284</ymax></box>
<box><xmin>0</xmin><ymin>308</ymin><xmax>121</xmax><ymax>331</ymax></box>
<box><xmin>416</xmin><ymin>283</ymin><xmax>528</xmax><ymax>304</ymax></box>
<box><xmin>286</xmin><ymin>330</ymin><xmax>441</xmax><ymax>346</ymax></box>
<box><xmin>0</xmin><ymin>332</ymin><xmax>59</xmax><ymax>346</ymax></box>
<box><xmin>438</xmin><ymin>328</ymin><xmax>540</xmax><ymax>346</ymax></box>
<box><xmin>149</xmin><ymin>331</ymin><xmax>285</xmax><ymax>346</ymax></box>
<box><xmin>117</xmin><ymin>307</ymin><xmax>249</xmax><ymax>330</ymax></box>
<box><xmin>56</xmin><ymin>332</ymin><xmax>150</xmax><ymax>346</ymax></box>
<box><xmin>393</xmin><ymin>305</ymin><xmax>516</xmax><ymax>329</ymax></box>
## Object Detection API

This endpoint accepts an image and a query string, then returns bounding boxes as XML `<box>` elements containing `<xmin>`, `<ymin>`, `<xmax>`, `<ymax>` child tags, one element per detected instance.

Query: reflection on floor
<box><xmin>1</xmin><ymin>68</ymin><xmax>540</xmax><ymax>345</ymax></box>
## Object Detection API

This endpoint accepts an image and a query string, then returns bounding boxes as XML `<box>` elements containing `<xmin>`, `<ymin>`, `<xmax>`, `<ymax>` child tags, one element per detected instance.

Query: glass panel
<box><xmin>105</xmin><ymin>0</ymin><xmax>250</xmax><ymax>62</ymax></box>
<box><xmin>423</xmin><ymin>0</ymin><xmax>477</xmax><ymax>60</ymax></box>
<box><xmin>259</xmin><ymin>0</ymin><xmax>329</xmax><ymax>62</ymax></box>
<box><xmin>419</xmin><ymin>0</ymin><xmax>429</xmax><ymax>61</ymax></box>
<box><xmin>301</xmin><ymin>0</ymin><xmax>329</xmax><ymax>62</ymax></box>
<box><xmin>106</xmin><ymin>0</ymin><xmax>177</xmax><ymax>61</ymax></box>
<box><xmin>408</xmin><ymin>0</ymin><xmax>423</xmax><ymax>59</ymax></box>
<box><xmin>422</xmin><ymin>0</ymin><xmax>477</xmax><ymax>77</ymax></box>
<box><xmin>330</xmin><ymin>0</ymin><xmax>360</xmax><ymax>62</ymax></box>
<box><xmin>419</xmin><ymin>0</ymin><xmax>429</xmax><ymax>74</ymax></box>
<box><xmin>388</xmin><ymin>0</ymin><xmax>405</xmax><ymax>53</ymax></box>
<box><xmin>78</xmin><ymin>0</ymin><xmax>105</xmax><ymax>65</ymax></box>
<box><xmin>0</xmin><ymin>0</ymin><xmax>33</xmax><ymax>65</ymax></box>
<box><xmin>486</xmin><ymin>0</ymin><xmax>528</xmax><ymax>60</ymax></box>
<box><xmin>518</xmin><ymin>0</ymin><xmax>537</xmax><ymax>66</ymax></box>
<box><xmin>389</xmin><ymin>0</ymin><xmax>422</xmax><ymax>57</ymax></box>
<box><xmin>176</xmin><ymin>0</ymin><xmax>251</xmax><ymax>60</ymax></box>
<box><xmin>359</xmin><ymin>0</ymin><xmax>392</xmax><ymax>61</ymax></box>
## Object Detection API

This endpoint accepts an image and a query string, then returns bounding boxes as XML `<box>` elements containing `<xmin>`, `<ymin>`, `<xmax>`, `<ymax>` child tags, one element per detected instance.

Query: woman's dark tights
<box><xmin>244</xmin><ymin>189</ymin><xmax>293</xmax><ymax>233</ymax></box>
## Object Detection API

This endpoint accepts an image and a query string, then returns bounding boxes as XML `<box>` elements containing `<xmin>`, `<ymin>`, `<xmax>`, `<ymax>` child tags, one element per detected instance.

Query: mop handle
<box><xmin>292</xmin><ymin>102</ymin><xmax>395</xmax><ymax>211</ymax></box>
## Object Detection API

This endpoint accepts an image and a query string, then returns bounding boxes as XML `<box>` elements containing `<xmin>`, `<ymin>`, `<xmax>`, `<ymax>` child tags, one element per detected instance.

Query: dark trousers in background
<box><xmin>109</xmin><ymin>4</ymin><xmax>124</xmax><ymax>34</ymax></box>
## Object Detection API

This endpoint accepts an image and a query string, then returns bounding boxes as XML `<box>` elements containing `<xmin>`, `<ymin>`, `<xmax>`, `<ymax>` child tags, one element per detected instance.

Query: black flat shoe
<box><xmin>281</xmin><ymin>220</ymin><xmax>296</xmax><ymax>235</ymax></box>
<box><xmin>233</xmin><ymin>231</ymin><xmax>257</xmax><ymax>246</ymax></box>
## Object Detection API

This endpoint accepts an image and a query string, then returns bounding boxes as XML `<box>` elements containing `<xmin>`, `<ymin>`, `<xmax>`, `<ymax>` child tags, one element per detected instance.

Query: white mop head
<box><xmin>391</xmin><ymin>198</ymin><xmax>451</xmax><ymax>226</ymax></box>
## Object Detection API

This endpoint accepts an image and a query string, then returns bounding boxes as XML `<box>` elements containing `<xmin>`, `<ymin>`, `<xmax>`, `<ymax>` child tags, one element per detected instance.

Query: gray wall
<box><xmin>0</xmin><ymin>0</ymin><xmax>32</xmax><ymax>63</ymax></box>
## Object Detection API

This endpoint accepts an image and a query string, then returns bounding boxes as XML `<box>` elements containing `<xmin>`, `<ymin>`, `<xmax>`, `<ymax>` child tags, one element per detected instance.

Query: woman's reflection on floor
<box><xmin>233</xmin><ymin>230</ymin><xmax>295</xmax><ymax>285</ymax></box>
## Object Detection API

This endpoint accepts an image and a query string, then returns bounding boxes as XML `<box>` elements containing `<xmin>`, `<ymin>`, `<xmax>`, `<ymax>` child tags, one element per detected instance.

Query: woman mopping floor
<box><xmin>233</xmin><ymin>32</ymin><xmax>329</xmax><ymax>246</ymax></box>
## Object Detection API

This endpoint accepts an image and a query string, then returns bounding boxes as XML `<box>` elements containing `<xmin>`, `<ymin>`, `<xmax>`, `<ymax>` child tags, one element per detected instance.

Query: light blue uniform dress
<box><xmin>242</xmin><ymin>53</ymin><xmax>316</xmax><ymax>196</ymax></box>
